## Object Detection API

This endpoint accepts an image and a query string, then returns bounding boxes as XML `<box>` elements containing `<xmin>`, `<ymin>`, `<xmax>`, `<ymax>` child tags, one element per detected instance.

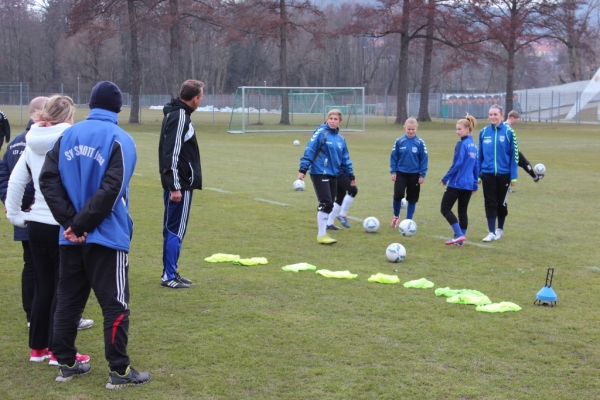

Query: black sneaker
<box><xmin>55</xmin><ymin>361</ymin><xmax>92</xmax><ymax>382</ymax></box>
<box><xmin>160</xmin><ymin>278</ymin><xmax>190</xmax><ymax>289</ymax></box>
<box><xmin>326</xmin><ymin>224</ymin><xmax>341</xmax><ymax>231</ymax></box>
<box><xmin>534</xmin><ymin>174</ymin><xmax>544</xmax><ymax>183</ymax></box>
<box><xmin>175</xmin><ymin>273</ymin><xmax>193</xmax><ymax>285</ymax></box>
<box><xmin>106</xmin><ymin>366</ymin><xmax>151</xmax><ymax>390</ymax></box>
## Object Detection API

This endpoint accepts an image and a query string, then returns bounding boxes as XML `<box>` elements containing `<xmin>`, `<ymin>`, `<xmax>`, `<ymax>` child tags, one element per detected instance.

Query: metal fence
<box><xmin>1</xmin><ymin>82</ymin><xmax>599</xmax><ymax>125</ymax></box>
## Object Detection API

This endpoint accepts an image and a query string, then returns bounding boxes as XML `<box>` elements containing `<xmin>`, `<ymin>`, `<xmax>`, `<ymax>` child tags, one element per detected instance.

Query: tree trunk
<box><xmin>394</xmin><ymin>0</ymin><xmax>411</xmax><ymax>124</ymax></box>
<box><xmin>127</xmin><ymin>0</ymin><xmax>140</xmax><ymax>123</ymax></box>
<box><xmin>169</xmin><ymin>0</ymin><xmax>180</xmax><ymax>98</ymax></box>
<box><xmin>417</xmin><ymin>0</ymin><xmax>435</xmax><ymax>122</ymax></box>
<box><xmin>279</xmin><ymin>0</ymin><xmax>290</xmax><ymax>125</ymax></box>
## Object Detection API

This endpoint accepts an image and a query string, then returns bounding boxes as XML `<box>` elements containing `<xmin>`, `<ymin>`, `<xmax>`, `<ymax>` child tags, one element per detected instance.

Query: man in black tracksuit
<box><xmin>158</xmin><ymin>80</ymin><xmax>204</xmax><ymax>289</ymax></box>
<box><xmin>0</xmin><ymin>109</ymin><xmax>10</xmax><ymax>150</ymax></box>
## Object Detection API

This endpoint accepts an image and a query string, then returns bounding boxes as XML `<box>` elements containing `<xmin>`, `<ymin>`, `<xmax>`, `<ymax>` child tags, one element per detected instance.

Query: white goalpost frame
<box><xmin>231</xmin><ymin>86</ymin><xmax>365</xmax><ymax>134</ymax></box>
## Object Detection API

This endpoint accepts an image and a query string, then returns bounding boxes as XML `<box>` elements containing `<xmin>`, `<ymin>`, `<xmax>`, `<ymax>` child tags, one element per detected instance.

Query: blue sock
<box><xmin>393</xmin><ymin>199</ymin><xmax>402</xmax><ymax>217</ymax></box>
<box><xmin>461</xmin><ymin>228</ymin><xmax>467</xmax><ymax>236</ymax></box>
<box><xmin>451</xmin><ymin>223</ymin><xmax>462</xmax><ymax>237</ymax></box>
<box><xmin>487</xmin><ymin>218</ymin><xmax>496</xmax><ymax>233</ymax></box>
<box><xmin>407</xmin><ymin>202</ymin><xmax>416</xmax><ymax>219</ymax></box>
<box><xmin>498</xmin><ymin>218</ymin><xmax>505</xmax><ymax>230</ymax></box>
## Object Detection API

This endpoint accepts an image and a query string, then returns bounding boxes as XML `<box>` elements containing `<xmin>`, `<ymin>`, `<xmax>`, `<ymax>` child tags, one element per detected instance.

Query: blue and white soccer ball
<box><xmin>534</xmin><ymin>163</ymin><xmax>546</xmax><ymax>175</ymax></box>
<box><xmin>386</xmin><ymin>243</ymin><xmax>406</xmax><ymax>263</ymax></box>
<box><xmin>293</xmin><ymin>179</ymin><xmax>305</xmax><ymax>191</ymax></box>
<box><xmin>293</xmin><ymin>140</ymin><xmax>300</xmax><ymax>146</ymax></box>
<box><xmin>362</xmin><ymin>216</ymin><xmax>380</xmax><ymax>233</ymax></box>
<box><xmin>398</xmin><ymin>219</ymin><xmax>417</xmax><ymax>236</ymax></box>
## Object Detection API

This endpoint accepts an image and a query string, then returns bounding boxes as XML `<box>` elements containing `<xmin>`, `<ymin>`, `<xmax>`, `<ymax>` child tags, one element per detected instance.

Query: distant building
<box><xmin>531</xmin><ymin>40</ymin><xmax>560</xmax><ymax>62</ymax></box>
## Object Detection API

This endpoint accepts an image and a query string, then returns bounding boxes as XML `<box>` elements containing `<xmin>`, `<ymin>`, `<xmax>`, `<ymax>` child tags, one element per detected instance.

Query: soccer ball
<box><xmin>293</xmin><ymin>140</ymin><xmax>300</xmax><ymax>146</ymax></box>
<box><xmin>398</xmin><ymin>219</ymin><xmax>417</xmax><ymax>236</ymax></box>
<box><xmin>386</xmin><ymin>243</ymin><xmax>406</xmax><ymax>263</ymax></box>
<box><xmin>363</xmin><ymin>217</ymin><xmax>380</xmax><ymax>233</ymax></box>
<box><xmin>534</xmin><ymin>163</ymin><xmax>546</xmax><ymax>175</ymax></box>
<box><xmin>401</xmin><ymin>198</ymin><xmax>407</xmax><ymax>208</ymax></box>
<box><xmin>293</xmin><ymin>179</ymin><xmax>305</xmax><ymax>191</ymax></box>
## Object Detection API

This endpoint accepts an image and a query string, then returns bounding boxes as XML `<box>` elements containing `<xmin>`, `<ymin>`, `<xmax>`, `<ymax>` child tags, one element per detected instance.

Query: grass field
<box><xmin>1</xmin><ymin>115</ymin><xmax>599</xmax><ymax>399</ymax></box>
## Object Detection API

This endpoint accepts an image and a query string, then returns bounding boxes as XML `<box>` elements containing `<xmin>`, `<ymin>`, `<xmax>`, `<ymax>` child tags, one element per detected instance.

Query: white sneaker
<box><xmin>482</xmin><ymin>232</ymin><xmax>496</xmax><ymax>242</ymax></box>
<box><xmin>78</xmin><ymin>317</ymin><xmax>94</xmax><ymax>331</ymax></box>
<box><xmin>494</xmin><ymin>229</ymin><xmax>503</xmax><ymax>240</ymax></box>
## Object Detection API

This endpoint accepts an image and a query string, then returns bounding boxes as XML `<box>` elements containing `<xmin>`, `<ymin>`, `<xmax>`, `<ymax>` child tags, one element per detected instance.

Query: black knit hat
<box><xmin>89</xmin><ymin>81</ymin><xmax>123</xmax><ymax>113</ymax></box>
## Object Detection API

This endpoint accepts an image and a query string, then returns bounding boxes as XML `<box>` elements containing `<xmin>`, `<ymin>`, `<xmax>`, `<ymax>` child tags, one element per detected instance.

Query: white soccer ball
<box><xmin>293</xmin><ymin>140</ymin><xmax>300</xmax><ymax>146</ymax></box>
<box><xmin>293</xmin><ymin>179</ymin><xmax>305</xmax><ymax>191</ymax></box>
<box><xmin>534</xmin><ymin>163</ymin><xmax>546</xmax><ymax>175</ymax></box>
<box><xmin>386</xmin><ymin>243</ymin><xmax>406</xmax><ymax>263</ymax></box>
<box><xmin>401</xmin><ymin>198</ymin><xmax>407</xmax><ymax>208</ymax></box>
<box><xmin>398</xmin><ymin>219</ymin><xmax>417</xmax><ymax>236</ymax></box>
<box><xmin>362</xmin><ymin>217</ymin><xmax>380</xmax><ymax>233</ymax></box>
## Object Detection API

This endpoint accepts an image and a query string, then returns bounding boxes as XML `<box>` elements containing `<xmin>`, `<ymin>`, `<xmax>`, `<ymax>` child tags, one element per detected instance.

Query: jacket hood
<box><xmin>26</xmin><ymin>123</ymin><xmax>71</xmax><ymax>155</ymax></box>
<box><xmin>163</xmin><ymin>98</ymin><xmax>194</xmax><ymax>116</ymax></box>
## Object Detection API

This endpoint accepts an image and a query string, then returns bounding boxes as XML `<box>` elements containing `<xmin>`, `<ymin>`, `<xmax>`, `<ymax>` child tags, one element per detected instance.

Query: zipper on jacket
<box><xmin>494</xmin><ymin>126</ymin><xmax>497</xmax><ymax>175</ymax></box>
<box><xmin>189</xmin><ymin>162</ymin><xmax>194</xmax><ymax>183</ymax></box>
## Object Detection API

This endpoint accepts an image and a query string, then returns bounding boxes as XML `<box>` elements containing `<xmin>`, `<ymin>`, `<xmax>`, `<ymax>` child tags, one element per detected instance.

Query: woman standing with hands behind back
<box><xmin>477</xmin><ymin>104</ymin><xmax>519</xmax><ymax>242</ymax></box>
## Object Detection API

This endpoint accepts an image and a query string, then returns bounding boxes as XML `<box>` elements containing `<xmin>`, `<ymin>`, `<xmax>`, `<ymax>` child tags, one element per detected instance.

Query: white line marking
<box><xmin>348</xmin><ymin>216</ymin><xmax>362</xmax><ymax>222</ymax></box>
<box><xmin>432</xmin><ymin>235</ymin><xmax>494</xmax><ymax>248</ymax></box>
<box><xmin>585</xmin><ymin>266</ymin><xmax>600</xmax><ymax>272</ymax></box>
<box><xmin>205</xmin><ymin>187</ymin><xmax>232</xmax><ymax>194</ymax></box>
<box><xmin>133</xmin><ymin>173</ymin><xmax>143</xmax><ymax>176</ymax></box>
<box><xmin>255</xmin><ymin>198</ymin><xmax>290</xmax><ymax>206</ymax></box>
<box><xmin>566</xmin><ymin>162</ymin><xmax>589</xmax><ymax>166</ymax></box>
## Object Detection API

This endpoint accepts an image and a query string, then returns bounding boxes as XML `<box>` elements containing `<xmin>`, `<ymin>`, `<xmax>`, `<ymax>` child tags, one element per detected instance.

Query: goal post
<box><xmin>228</xmin><ymin>86</ymin><xmax>365</xmax><ymax>134</ymax></box>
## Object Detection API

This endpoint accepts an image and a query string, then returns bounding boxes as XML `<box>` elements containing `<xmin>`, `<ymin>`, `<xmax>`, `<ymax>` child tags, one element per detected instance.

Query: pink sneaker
<box><xmin>391</xmin><ymin>216</ymin><xmax>399</xmax><ymax>227</ymax></box>
<box><xmin>30</xmin><ymin>348</ymin><xmax>50</xmax><ymax>362</ymax></box>
<box><xmin>445</xmin><ymin>236</ymin><xmax>466</xmax><ymax>245</ymax></box>
<box><xmin>48</xmin><ymin>351</ymin><xmax>90</xmax><ymax>366</ymax></box>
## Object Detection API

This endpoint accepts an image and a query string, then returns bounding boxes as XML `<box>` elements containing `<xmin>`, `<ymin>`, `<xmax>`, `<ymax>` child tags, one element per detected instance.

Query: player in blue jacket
<box><xmin>390</xmin><ymin>117</ymin><xmax>428</xmax><ymax>227</ymax></box>
<box><xmin>477</xmin><ymin>104</ymin><xmax>519</xmax><ymax>242</ymax></box>
<box><xmin>440</xmin><ymin>114</ymin><xmax>479</xmax><ymax>246</ymax></box>
<box><xmin>298</xmin><ymin>109</ymin><xmax>355</xmax><ymax>244</ymax></box>
<box><xmin>39</xmin><ymin>81</ymin><xmax>150</xmax><ymax>388</ymax></box>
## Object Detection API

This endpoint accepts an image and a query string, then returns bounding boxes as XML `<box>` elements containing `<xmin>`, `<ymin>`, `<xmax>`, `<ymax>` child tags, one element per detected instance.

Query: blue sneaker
<box><xmin>326</xmin><ymin>224</ymin><xmax>340</xmax><ymax>231</ymax></box>
<box><xmin>336</xmin><ymin>215</ymin><xmax>351</xmax><ymax>228</ymax></box>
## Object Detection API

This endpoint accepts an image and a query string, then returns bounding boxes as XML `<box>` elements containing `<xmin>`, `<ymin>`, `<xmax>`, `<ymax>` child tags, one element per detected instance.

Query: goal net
<box><xmin>228</xmin><ymin>87</ymin><xmax>365</xmax><ymax>133</ymax></box>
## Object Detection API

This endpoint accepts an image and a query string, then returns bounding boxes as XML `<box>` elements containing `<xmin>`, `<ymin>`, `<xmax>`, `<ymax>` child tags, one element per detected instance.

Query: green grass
<box><xmin>1</xmin><ymin>117</ymin><xmax>600</xmax><ymax>399</ymax></box>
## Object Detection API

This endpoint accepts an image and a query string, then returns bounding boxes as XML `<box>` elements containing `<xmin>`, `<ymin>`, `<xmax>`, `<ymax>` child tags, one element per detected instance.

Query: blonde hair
<box><xmin>457</xmin><ymin>113</ymin><xmax>477</xmax><ymax>132</ymax></box>
<box><xmin>489</xmin><ymin>104</ymin><xmax>504</xmax><ymax>115</ymax></box>
<box><xmin>326</xmin><ymin>109</ymin><xmax>343</xmax><ymax>122</ymax></box>
<box><xmin>507</xmin><ymin>110</ymin><xmax>520</xmax><ymax>119</ymax></box>
<box><xmin>404</xmin><ymin>117</ymin><xmax>418</xmax><ymax>127</ymax></box>
<box><xmin>33</xmin><ymin>95</ymin><xmax>75</xmax><ymax>126</ymax></box>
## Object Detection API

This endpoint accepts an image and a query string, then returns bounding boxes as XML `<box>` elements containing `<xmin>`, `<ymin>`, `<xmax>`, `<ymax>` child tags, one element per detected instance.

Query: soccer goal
<box><xmin>227</xmin><ymin>86</ymin><xmax>365</xmax><ymax>134</ymax></box>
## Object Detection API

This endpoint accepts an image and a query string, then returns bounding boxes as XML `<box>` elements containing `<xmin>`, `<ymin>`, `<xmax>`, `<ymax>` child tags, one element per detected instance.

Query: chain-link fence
<box><xmin>2</xmin><ymin>82</ymin><xmax>599</xmax><ymax>126</ymax></box>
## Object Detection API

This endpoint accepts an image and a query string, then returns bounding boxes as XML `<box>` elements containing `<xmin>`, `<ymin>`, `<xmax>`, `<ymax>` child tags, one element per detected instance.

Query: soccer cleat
<box><xmin>106</xmin><ymin>366</ymin><xmax>151</xmax><ymax>390</ymax></box>
<box><xmin>445</xmin><ymin>236</ymin><xmax>466</xmax><ymax>245</ymax></box>
<box><xmin>326</xmin><ymin>224</ymin><xmax>341</xmax><ymax>230</ymax></box>
<box><xmin>78</xmin><ymin>317</ymin><xmax>94</xmax><ymax>331</ymax></box>
<box><xmin>534</xmin><ymin>174</ymin><xmax>544</xmax><ymax>183</ymax></box>
<box><xmin>454</xmin><ymin>242</ymin><xmax>464</xmax><ymax>247</ymax></box>
<box><xmin>49</xmin><ymin>352</ymin><xmax>90</xmax><ymax>366</ymax></box>
<box><xmin>494</xmin><ymin>228</ymin><xmax>503</xmax><ymax>240</ymax></box>
<box><xmin>317</xmin><ymin>235</ymin><xmax>337</xmax><ymax>244</ymax></box>
<box><xmin>160</xmin><ymin>278</ymin><xmax>190</xmax><ymax>289</ymax></box>
<box><xmin>337</xmin><ymin>215</ymin><xmax>351</xmax><ymax>228</ymax></box>
<box><xmin>30</xmin><ymin>348</ymin><xmax>50</xmax><ymax>362</ymax></box>
<box><xmin>391</xmin><ymin>216</ymin><xmax>399</xmax><ymax>228</ymax></box>
<box><xmin>482</xmin><ymin>232</ymin><xmax>496</xmax><ymax>242</ymax></box>
<box><xmin>55</xmin><ymin>361</ymin><xmax>91</xmax><ymax>382</ymax></box>
<box><xmin>175</xmin><ymin>273</ymin><xmax>193</xmax><ymax>285</ymax></box>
